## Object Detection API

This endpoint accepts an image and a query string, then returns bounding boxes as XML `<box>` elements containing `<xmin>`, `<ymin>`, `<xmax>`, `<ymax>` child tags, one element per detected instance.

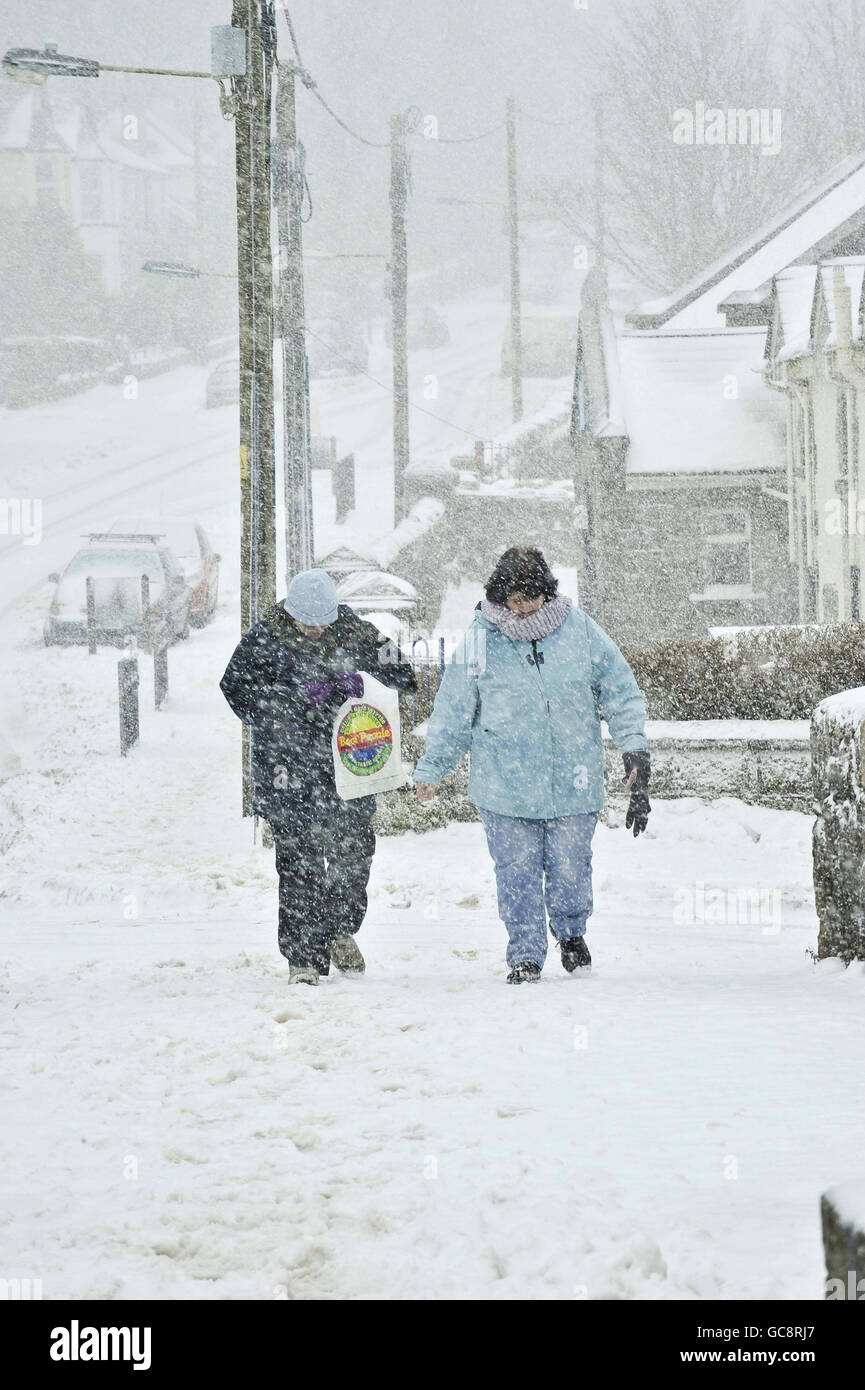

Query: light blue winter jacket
<box><xmin>414</xmin><ymin>604</ymin><xmax>647</xmax><ymax>818</ymax></box>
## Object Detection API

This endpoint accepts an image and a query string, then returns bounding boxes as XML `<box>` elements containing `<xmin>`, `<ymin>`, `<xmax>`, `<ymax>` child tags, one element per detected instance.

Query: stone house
<box><xmin>573</xmin><ymin>149</ymin><xmax>865</xmax><ymax>648</ymax></box>
<box><xmin>764</xmin><ymin>259</ymin><xmax>865</xmax><ymax>622</ymax></box>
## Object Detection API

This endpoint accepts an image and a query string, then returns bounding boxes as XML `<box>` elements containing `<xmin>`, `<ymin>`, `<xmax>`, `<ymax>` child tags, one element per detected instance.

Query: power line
<box><xmin>303</xmin><ymin>322</ymin><xmax>485</xmax><ymax>443</ymax></box>
<box><xmin>278</xmin><ymin>4</ymin><xmax>508</xmax><ymax>150</ymax></box>
<box><xmin>277</xmin><ymin>3</ymin><xmax>390</xmax><ymax>148</ymax></box>
<box><xmin>431</xmin><ymin>121</ymin><xmax>505</xmax><ymax>144</ymax></box>
<box><xmin>517</xmin><ymin>104</ymin><xmax>583</xmax><ymax>128</ymax></box>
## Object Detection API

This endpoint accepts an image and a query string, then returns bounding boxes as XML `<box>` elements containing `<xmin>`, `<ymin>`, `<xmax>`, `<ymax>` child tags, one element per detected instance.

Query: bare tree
<box><xmin>527</xmin><ymin>0</ymin><xmax>813</xmax><ymax>295</ymax></box>
<box><xmin>789</xmin><ymin>0</ymin><xmax>865</xmax><ymax>162</ymax></box>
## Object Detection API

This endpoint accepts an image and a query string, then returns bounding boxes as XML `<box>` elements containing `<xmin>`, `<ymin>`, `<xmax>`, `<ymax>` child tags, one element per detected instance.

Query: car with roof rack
<box><xmin>44</xmin><ymin>530</ymin><xmax>193</xmax><ymax>648</ymax></box>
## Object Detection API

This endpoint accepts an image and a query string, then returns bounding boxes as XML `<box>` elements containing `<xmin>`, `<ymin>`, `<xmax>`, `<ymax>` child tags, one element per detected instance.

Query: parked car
<box><xmin>107</xmin><ymin>517</ymin><xmax>220</xmax><ymax>628</ymax></box>
<box><xmin>44</xmin><ymin>532</ymin><xmax>192</xmax><ymax>648</ymax></box>
<box><xmin>205</xmin><ymin>356</ymin><xmax>239</xmax><ymax>408</ymax></box>
<box><xmin>384</xmin><ymin>306</ymin><xmax>451</xmax><ymax>351</ymax></box>
<box><xmin>501</xmin><ymin>314</ymin><xmax>578</xmax><ymax>377</ymax></box>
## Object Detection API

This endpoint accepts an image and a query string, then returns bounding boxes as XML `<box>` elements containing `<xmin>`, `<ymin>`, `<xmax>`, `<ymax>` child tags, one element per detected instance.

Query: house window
<box><xmin>822</xmin><ymin>583</ymin><xmax>839</xmax><ymax>621</ymax></box>
<box><xmin>852</xmin><ymin>566</ymin><xmax>861</xmax><ymax>621</ymax></box>
<box><xmin>79</xmin><ymin>164</ymin><xmax>103</xmax><ymax>221</ymax></box>
<box><xmin>703</xmin><ymin>510</ymin><xmax>752</xmax><ymax>587</ymax></box>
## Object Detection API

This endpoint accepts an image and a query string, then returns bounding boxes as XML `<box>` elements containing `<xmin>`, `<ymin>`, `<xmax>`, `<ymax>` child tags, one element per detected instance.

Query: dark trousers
<box><xmin>271</xmin><ymin>796</ymin><xmax>375</xmax><ymax>973</ymax></box>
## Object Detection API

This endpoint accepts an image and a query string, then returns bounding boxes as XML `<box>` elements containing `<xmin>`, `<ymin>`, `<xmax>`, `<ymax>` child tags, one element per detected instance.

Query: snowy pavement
<box><xmin>2</xmin><ymin>343</ymin><xmax>864</xmax><ymax>1301</ymax></box>
<box><xmin>2</xmin><ymin>601</ymin><xmax>865</xmax><ymax>1300</ymax></box>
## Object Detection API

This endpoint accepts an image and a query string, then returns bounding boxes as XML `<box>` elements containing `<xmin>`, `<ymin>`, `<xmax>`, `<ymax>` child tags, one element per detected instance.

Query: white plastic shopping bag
<box><xmin>332</xmin><ymin>671</ymin><xmax>408</xmax><ymax>800</ymax></box>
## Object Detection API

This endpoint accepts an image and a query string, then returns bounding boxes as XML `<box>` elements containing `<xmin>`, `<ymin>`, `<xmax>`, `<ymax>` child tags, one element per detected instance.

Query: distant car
<box><xmin>385</xmin><ymin>306</ymin><xmax>450</xmax><ymax>351</ymax></box>
<box><xmin>205</xmin><ymin>357</ymin><xmax>239</xmax><ymax>408</ymax></box>
<box><xmin>501</xmin><ymin>315</ymin><xmax>578</xmax><ymax>377</ymax></box>
<box><xmin>107</xmin><ymin>517</ymin><xmax>221</xmax><ymax>628</ymax></box>
<box><xmin>306</xmin><ymin>318</ymin><xmax>369</xmax><ymax>378</ymax></box>
<box><xmin>44</xmin><ymin>532</ymin><xmax>192</xmax><ymax>648</ymax></box>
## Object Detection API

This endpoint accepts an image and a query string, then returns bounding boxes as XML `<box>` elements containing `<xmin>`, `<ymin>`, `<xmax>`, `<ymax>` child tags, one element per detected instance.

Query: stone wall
<box><xmin>591</xmin><ymin>466</ymin><xmax>798</xmax><ymax>649</ymax></box>
<box><xmin>375</xmin><ymin>719</ymin><xmax>811</xmax><ymax>836</ymax></box>
<box><xmin>811</xmin><ymin>689</ymin><xmax>865</xmax><ymax>961</ymax></box>
<box><xmin>603</xmin><ymin>733</ymin><xmax>811</xmax><ymax>813</ymax></box>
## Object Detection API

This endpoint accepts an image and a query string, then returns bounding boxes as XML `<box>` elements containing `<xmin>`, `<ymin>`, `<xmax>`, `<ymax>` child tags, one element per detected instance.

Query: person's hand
<box><xmin>336</xmin><ymin>672</ymin><xmax>364</xmax><ymax>700</ymax></box>
<box><xmin>301</xmin><ymin>680</ymin><xmax>336</xmax><ymax>708</ymax></box>
<box><xmin>415</xmin><ymin>781</ymin><xmax>436</xmax><ymax>802</ymax></box>
<box><xmin>622</xmin><ymin>750</ymin><xmax>651</xmax><ymax>836</ymax></box>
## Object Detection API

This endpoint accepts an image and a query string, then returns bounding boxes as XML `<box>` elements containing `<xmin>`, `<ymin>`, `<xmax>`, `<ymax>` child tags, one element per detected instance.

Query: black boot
<box><xmin>507</xmin><ymin>961</ymin><xmax>542</xmax><ymax>984</ymax></box>
<box><xmin>559</xmin><ymin>937</ymin><xmax>591</xmax><ymax>973</ymax></box>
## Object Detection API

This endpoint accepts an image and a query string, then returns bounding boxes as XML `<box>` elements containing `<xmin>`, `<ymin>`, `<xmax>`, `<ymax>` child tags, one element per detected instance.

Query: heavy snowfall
<box><xmin>1</xmin><ymin>0</ymin><xmax>865</xmax><ymax>1311</ymax></box>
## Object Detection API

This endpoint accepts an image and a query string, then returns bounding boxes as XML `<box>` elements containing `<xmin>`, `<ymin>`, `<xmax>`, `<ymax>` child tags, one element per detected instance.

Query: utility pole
<box><xmin>275</xmin><ymin>59</ymin><xmax>314</xmax><ymax>578</ymax></box>
<box><xmin>594</xmin><ymin>95</ymin><xmax>606</xmax><ymax>288</ymax></box>
<box><xmin>579</xmin><ymin>94</ymin><xmax>607</xmax><ymax>626</ymax></box>
<box><xmin>192</xmin><ymin>80</ymin><xmax>204</xmax><ymax>271</ymax></box>
<box><xmin>506</xmin><ymin>94</ymin><xmax>523</xmax><ymax>424</ymax></box>
<box><xmin>233</xmin><ymin>0</ymin><xmax>277</xmax><ymax>816</ymax></box>
<box><xmin>390</xmin><ymin>112</ymin><xmax>410</xmax><ymax>525</ymax></box>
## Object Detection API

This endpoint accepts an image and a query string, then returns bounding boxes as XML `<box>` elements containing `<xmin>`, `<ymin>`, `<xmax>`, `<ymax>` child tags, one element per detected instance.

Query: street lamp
<box><xmin>2</xmin><ymin>37</ymin><xmax>244</xmax><ymax>115</ymax></box>
<box><xmin>142</xmin><ymin>260</ymin><xmax>237</xmax><ymax>280</ymax></box>
<box><xmin>3</xmin><ymin>42</ymin><xmax>221</xmax><ymax>83</ymax></box>
<box><xmin>2</xmin><ymin>45</ymin><xmax>99</xmax><ymax>81</ymax></box>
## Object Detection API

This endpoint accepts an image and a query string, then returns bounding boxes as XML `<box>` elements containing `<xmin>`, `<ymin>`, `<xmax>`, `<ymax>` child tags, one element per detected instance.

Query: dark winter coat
<box><xmin>220</xmin><ymin>602</ymin><xmax>417</xmax><ymax>826</ymax></box>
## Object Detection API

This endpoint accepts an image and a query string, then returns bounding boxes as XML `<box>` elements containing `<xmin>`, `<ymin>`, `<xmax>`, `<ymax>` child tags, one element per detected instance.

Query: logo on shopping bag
<box><xmin>336</xmin><ymin>702</ymin><xmax>393</xmax><ymax>776</ymax></box>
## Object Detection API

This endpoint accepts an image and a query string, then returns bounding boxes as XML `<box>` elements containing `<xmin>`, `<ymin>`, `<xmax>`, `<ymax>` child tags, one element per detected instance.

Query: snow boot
<box><xmin>330</xmin><ymin>936</ymin><xmax>365</xmax><ymax>974</ymax></box>
<box><xmin>507</xmin><ymin>961</ymin><xmax>542</xmax><ymax>984</ymax></box>
<box><xmin>559</xmin><ymin>936</ymin><xmax>591</xmax><ymax>974</ymax></box>
<box><xmin>289</xmin><ymin>966</ymin><xmax>319</xmax><ymax>986</ymax></box>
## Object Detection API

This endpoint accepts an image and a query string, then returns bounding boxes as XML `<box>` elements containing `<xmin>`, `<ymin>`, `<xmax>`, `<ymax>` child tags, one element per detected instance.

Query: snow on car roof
<box><xmin>105</xmin><ymin>517</ymin><xmax>202</xmax><ymax>557</ymax></box>
<box><xmin>614</xmin><ymin>328</ymin><xmax>786</xmax><ymax>474</ymax></box>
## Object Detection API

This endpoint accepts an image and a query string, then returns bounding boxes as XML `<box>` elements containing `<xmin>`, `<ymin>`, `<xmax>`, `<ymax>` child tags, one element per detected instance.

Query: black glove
<box><xmin>622</xmin><ymin>750</ymin><xmax>651</xmax><ymax>837</ymax></box>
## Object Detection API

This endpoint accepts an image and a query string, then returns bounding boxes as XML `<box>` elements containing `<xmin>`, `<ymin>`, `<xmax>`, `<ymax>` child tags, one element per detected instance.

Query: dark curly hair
<box><xmin>484</xmin><ymin>547</ymin><xmax>559</xmax><ymax>606</ymax></box>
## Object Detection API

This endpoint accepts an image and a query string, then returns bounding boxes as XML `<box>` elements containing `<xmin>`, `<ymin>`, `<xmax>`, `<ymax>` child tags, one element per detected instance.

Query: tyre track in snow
<box><xmin>0</xmin><ymin>432</ymin><xmax>234</xmax><ymax>621</ymax></box>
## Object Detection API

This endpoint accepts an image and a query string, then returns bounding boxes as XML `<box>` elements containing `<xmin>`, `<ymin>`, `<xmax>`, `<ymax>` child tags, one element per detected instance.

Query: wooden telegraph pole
<box><xmin>275</xmin><ymin>58</ymin><xmax>314</xmax><ymax>578</ymax></box>
<box><xmin>506</xmin><ymin>95</ymin><xmax>523</xmax><ymax>424</ymax></box>
<box><xmin>232</xmin><ymin>0</ymin><xmax>277</xmax><ymax>816</ymax></box>
<box><xmin>390</xmin><ymin>112</ymin><xmax>410</xmax><ymax>525</ymax></box>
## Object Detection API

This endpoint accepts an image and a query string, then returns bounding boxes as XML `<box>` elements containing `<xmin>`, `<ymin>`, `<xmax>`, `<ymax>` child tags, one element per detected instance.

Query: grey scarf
<box><xmin>481</xmin><ymin>593</ymin><xmax>573</xmax><ymax>642</ymax></box>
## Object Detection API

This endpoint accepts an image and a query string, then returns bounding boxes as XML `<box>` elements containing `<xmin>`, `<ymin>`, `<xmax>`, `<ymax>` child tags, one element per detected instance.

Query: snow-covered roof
<box><xmin>627</xmin><ymin>149</ymin><xmax>865</xmax><ymax>331</ymax></box>
<box><xmin>0</xmin><ymin>93</ymin><xmax>192</xmax><ymax>175</ymax></box>
<box><xmin>615</xmin><ymin>328</ymin><xmax>785</xmax><ymax>475</ymax></box>
<box><xmin>771</xmin><ymin>266</ymin><xmax>818</xmax><ymax>362</ymax></box>
<box><xmin>315</xmin><ymin>545</ymin><xmax>376</xmax><ymax>575</ymax></box>
<box><xmin>376</xmin><ymin>497</ymin><xmax>445</xmax><ymax>570</ymax></box>
<box><xmin>337</xmin><ymin>570</ymin><xmax>418</xmax><ymax>610</ymax></box>
<box><xmin>815</xmin><ymin>257</ymin><xmax>865</xmax><ymax>347</ymax></box>
<box><xmin>0</xmin><ymin>88</ymin><xmax>67</xmax><ymax>152</ymax></box>
<box><xmin>766</xmin><ymin>257</ymin><xmax>865</xmax><ymax>364</ymax></box>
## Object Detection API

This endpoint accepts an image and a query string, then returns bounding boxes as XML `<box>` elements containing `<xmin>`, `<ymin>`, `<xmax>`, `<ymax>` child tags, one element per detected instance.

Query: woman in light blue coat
<box><xmin>414</xmin><ymin>547</ymin><xmax>651</xmax><ymax>983</ymax></box>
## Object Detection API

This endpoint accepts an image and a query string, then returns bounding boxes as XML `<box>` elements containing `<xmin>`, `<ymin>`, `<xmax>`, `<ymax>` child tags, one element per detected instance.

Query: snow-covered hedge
<box><xmin>822</xmin><ymin>1182</ymin><xmax>865</xmax><ymax>1299</ymax></box>
<box><xmin>811</xmin><ymin>688</ymin><xmax>865</xmax><ymax>962</ymax></box>
<box><xmin>626</xmin><ymin>623</ymin><xmax>865</xmax><ymax>720</ymax></box>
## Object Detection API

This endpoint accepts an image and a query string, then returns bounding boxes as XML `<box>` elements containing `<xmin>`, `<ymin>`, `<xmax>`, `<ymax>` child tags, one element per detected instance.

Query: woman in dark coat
<box><xmin>220</xmin><ymin>568</ymin><xmax>416</xmax><ymax>985</ymax></box>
